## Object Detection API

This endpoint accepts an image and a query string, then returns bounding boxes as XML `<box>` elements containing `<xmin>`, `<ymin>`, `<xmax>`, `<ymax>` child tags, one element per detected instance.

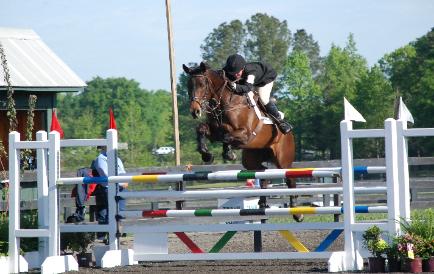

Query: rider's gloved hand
<box><xmin>228</xmin><ymin>82</ymin><xmax>236</xmax><ymax>91</ymax></box>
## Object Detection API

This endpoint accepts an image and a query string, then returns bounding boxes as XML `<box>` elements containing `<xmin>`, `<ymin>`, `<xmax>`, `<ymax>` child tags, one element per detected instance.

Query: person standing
<box><xmin>92</xmin><ymin>146</ymin><xmax>128</xmax><ymax>228</ymax></box>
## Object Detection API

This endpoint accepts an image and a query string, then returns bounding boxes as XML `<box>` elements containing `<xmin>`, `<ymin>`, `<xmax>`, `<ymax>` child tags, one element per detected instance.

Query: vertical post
<box><xmin>165</xmin><ymin>0</ymin><xmax>181</xmax><ymax>166</ymax></box>
<box><xmin>107</xmin><ymin>129</ymin><xmax>119</xmax><ymax>250</ymax></box>
<box><xmin>8</xmin><ymin>132</ymin><xmax>20</xmax><ymax>273</ymax></box>
<box><xmin>395</xmin><ymin>120</ymin><xmax>411</xmax><ymax>220</ymax></box>
<box><xmin>48</xmin><ymin>131</ymin><xmax>60</xmax><ymax>256</ymax></box>
<box><xmin>384</xmin><ymin>119</ymin><xmax>402</xmax><ymax>235</ymax></box>
<box><xmin>340</xmin><ymin>120</ymin><xmax>356</xmax><ymax>269</ymax></box>
<box><xmin>36</xmin><ymin>131</ymin><xmax>49</xmax><ymax>263</ymax></box>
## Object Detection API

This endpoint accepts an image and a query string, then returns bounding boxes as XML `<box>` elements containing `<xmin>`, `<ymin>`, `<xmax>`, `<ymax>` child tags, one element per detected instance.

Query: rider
<box><xmin>222</xmin><ymin>54</ymin><xmax>293</xmax><ymax>134</ymax></box>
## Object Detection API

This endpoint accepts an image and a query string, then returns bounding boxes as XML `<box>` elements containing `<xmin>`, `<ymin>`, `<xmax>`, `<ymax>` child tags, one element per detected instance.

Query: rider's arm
<box><xmin>233</xmin><ymin>74</ymin><xmax>255</xmax><ymax>94</ymax></box>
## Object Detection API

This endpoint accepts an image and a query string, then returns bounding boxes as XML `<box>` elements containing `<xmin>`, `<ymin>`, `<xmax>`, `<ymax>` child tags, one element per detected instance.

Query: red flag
<box><xmin>109</xmin><ymin>108</ymin><xmax>117</xmax><ymax>129</ymax></box>
<box><xmin>50</xmin><ymin>110</ymin><xmax>64</xmax><ymax>138</ymax></box>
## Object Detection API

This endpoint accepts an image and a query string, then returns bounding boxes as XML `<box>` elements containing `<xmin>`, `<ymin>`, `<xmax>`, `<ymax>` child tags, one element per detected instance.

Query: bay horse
<box><xmin>182</xmin><ymin>62</ymin><xmax>302</xmax><ymax>222</ymax></box>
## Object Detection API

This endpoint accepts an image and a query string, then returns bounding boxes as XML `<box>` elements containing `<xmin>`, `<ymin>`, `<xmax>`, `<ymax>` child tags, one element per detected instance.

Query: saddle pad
<box><xmin>247</xmin><ymin>92</ymin><xmax>284</xmax><ymax>124</ymax></box>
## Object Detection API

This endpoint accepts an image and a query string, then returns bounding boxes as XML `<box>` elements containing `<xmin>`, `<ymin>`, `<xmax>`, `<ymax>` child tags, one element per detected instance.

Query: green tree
<box><xmin>317</xmin><ymin>34</ymin><xmax>368</xmax><ymax>158</ymax></box>
<box><xmin>280</xmin><ymin>50</ymin><xmax>322</xmax><ymax>159</ymax></box>
<box><xmin>380</xmin><ymin>28</ymin><xmax>434</xmax><ymax>155</ymax></box>
<box><xmin>245</xmin><ymin>13</ymin><xmax>291</xmax><ymax>75</ymax></box>
<box><xmin>201</xmin><ymin>21</ymin><xmax>245</xmax><ymax>69</ymax></box>
<box><xmin>292</xmin><ymin>29</ymin><xmax>322</xmax><ymax>78</ymax></box>
<box><xmin>57</xmin><ymin>77</ymin><xmax>174</xmax><ymax>168</ymax></box>
<box><xmin>200</xmin><ymin>13</ymin><xmax>291</xmax><ymax>78</ymax></box>
<box><xmin>353</xmin><ymin>65</ymin><xmax>395</xmax><ymax>158</ymax></box>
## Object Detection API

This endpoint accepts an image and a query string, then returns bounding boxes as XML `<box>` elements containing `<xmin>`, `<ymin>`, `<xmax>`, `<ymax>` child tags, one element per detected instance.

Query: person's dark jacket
<box><xmin>228</xmin><ymin>62</ymin><xmax>277</xmax><ymax>94</ymax></box>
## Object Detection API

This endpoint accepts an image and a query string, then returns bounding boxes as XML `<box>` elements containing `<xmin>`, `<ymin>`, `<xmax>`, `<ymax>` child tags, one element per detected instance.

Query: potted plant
<box><xmin>399</xmin><ymin>209</ymin><xmax>434</xmax><ymax>272</ymax></box>
<box><xmin>61</xmin><ymin>232</ymin><xmax>95</xmax><ymax>267</ymax></box>
<box><xmin>385</xmin><ymin>239</ymin><xmax>401</xmax><ymax>272</ymax></box>
<box><xmin>396</xmin><ymin>233</ymin><xmax>424</xmax><ymax>273</ymax></box>
<box><xmin>362</xmin><ymin>225</ymin><xmax>388</xmax><ymax>272</ymax></box>
<box><xmin>420</xmin><ymin>238</ymin><xmax>434</xmax><ymax>272</ymax></box>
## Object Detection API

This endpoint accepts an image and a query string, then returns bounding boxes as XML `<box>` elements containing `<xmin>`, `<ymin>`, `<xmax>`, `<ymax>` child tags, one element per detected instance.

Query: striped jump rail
<box><xmin>120</xmin><ymin>206</ymin><xmax>388</xmax><ymax>218</ymax></box>
<box><xmin>57</xmin><ymin>166</ymin><xmax>386</xmax><ymax>185</ymax></box>
<box><xmin>118</xmin><ymin>186</ymin><xmax>387</xmax><ymax>199</ymax></box>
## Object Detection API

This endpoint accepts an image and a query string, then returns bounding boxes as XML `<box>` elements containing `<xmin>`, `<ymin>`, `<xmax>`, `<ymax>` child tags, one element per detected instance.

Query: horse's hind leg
<box><xmin>286</xmin><ymin>178</ymin><xmax>304</xmax><ymax>222</ymax></box>
<box><xmin>196</xmin><ymin>123</ymin><xmax>214</xmax><ymax>163</ymax></box>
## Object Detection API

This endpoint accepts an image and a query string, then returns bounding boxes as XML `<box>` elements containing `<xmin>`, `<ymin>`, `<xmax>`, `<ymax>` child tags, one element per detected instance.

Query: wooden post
<box><xmin>165</xmin><ymin>0</ymin><xmax>181</xmax><ymax>166</ymax></box>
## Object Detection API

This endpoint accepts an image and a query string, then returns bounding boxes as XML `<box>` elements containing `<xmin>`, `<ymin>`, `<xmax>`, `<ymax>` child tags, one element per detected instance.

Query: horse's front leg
<box><xmin>222</xmin><ymin>127</ymin><xmax>251</xmax><ymax>147</ymax></box>
<box><xmin>286</xmin><ymin>178</ymin><xmax>304</xmax><ymax>222</ymax></box>
<box><xmin>196</xmin><ymin>123</ymin><xmax>214</xmax><ymax>164</ymax></box>
<box><xmin>222</xmin><ymin>143</ymin><xmax>237</xmax><ymax>161</ymax></box>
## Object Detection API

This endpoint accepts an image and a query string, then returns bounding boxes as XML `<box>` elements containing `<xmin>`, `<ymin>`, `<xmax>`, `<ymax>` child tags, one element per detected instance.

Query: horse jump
<box><xmin>7</xmin><ymin>99</ymin><xmax>434</xmax><ymax>273</ymax></box>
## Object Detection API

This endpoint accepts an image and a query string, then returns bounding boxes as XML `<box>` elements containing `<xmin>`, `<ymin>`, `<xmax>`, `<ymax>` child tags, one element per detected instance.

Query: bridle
<box><xmin>190</xmin><ymin>70</ymin><xmax>228</xmax><ymax>115</ymax></box>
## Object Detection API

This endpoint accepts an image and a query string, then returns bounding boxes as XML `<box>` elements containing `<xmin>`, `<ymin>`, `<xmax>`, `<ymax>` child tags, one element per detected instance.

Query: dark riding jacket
<box><xmin>228</xmin><ymin>62</ymin><xmax>277</xmax><ymax>94</ymax></box>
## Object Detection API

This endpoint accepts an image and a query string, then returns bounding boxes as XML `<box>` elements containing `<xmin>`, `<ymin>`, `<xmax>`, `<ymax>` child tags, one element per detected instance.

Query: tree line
<box><xmin>58</xmin><ymin>13</ymin><xmax>434</xmax><ymax>169</ymax></box>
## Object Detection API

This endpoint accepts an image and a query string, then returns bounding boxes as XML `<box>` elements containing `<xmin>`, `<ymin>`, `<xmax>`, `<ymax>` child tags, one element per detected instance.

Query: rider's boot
<box><xmin>265</xmin><ymin>102</ymin><xmax>293</xmax><ymax>134</ymax></box>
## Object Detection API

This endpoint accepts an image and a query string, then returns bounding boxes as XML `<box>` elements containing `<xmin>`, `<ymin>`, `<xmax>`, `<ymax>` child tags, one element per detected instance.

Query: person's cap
<box><xmin>223</xmin><ymin>54</ymin><xmax>246</xmax><ymax>75</ymax></box>
<box><xmin>96</xmin><ymin>145</ymin><xmax>106</xmax><ymax>149</ymax></box>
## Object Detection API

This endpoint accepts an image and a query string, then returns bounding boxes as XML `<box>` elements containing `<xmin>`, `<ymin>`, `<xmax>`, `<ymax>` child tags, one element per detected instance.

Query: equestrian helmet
<box><xmin>223</xmin><ymin>54</ymin><xmax>246</xmax><ymax>75</ymax></box>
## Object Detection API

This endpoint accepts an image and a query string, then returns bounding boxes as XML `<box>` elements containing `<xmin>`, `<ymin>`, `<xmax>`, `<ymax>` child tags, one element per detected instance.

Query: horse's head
<box><xmin>182</xmin><ymin>62</ymin><xmax>226</xmax><ymax>119</ymax></box>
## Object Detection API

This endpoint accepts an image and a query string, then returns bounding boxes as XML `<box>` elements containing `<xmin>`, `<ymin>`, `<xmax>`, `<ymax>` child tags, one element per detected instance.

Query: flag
<box><xmin>344</xmin><ymin>97</ymin><xmax>366</xmax><ymax>122</ymax></box>
<box><xmin>398</xmin><ymin>97</ymin><xmax>414</xmax><ymax>124</ymax></box>
<box><xmin>50</xmin><ymin>109</ymin><xmax>64</xmax><ymax>138</ymax></box>
<box><xmin>109</xmin><ymin>108</ymin><xmax>117</xmax><ymax>129</ymax></box>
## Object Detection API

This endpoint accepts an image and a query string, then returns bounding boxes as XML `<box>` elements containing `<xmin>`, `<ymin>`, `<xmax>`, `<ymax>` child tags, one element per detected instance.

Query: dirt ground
<box><xmin>61</xmin><ymin>229</ymin><xmax>407</xmax><ymax>274</ymax></box>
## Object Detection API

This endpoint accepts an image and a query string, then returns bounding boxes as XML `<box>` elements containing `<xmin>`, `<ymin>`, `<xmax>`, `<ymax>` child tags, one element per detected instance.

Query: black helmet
<box><xmin>223</xmin><ymin>54</ymin><xmax>246</xmax><ymax>75</ymax></box>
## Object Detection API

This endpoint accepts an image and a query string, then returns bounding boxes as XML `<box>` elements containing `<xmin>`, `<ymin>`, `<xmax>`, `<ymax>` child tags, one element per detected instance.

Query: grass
<box><xmin>268</xmin><ymin>210</ymin><xmax>428</xmax><ymax>224</ymax></box>
<box><xmin>269</xmin><ymin>213</ymin><xmax>389</xmax><ymax>224</ymax></box>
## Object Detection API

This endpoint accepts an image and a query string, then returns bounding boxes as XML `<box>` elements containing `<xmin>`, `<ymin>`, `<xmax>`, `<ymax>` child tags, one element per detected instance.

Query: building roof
<box><xmin>0</xmin><ymin>27</ymin><xmax>86</xmax><ymax>92</ymax></box>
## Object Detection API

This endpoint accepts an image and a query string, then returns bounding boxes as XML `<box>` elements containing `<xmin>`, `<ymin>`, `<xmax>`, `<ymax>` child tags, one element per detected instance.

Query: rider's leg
<box><xmin>257</xmin><ymin>82</ymin><xmax>293</xmax><ymax>134</ymax></box>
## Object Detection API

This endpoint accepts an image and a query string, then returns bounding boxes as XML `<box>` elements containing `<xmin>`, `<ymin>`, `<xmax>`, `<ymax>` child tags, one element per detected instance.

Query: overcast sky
<box><xmin>1</xmin><ymin>0</ymin><xmax>433</xmax><ymax>91</ymax></box>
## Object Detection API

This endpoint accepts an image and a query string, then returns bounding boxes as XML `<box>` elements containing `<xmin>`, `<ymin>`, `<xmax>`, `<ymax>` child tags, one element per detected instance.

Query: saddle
<box><xmin>246</xmin><ymin>91</ymin><xmax>284</xmax><ymax>125</ymax></box>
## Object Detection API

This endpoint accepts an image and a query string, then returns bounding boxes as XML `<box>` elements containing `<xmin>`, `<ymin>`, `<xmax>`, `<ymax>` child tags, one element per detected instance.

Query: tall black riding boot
<box><xmin>265</xmin><ymin>102</ymin><xmax>293</xmax><ymax>134</ymax></box>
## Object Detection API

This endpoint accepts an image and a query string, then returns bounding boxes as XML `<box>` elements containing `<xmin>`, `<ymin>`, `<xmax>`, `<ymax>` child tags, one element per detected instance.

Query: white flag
<box><xmin>344</xmin><ymin>97</ymin><xmax>366</xmax><ymax>122</ymax></box>
<box><xmin>398</xmin><ymin>97</ymin><xmax>414</xmax><ymax>124</ymax></box>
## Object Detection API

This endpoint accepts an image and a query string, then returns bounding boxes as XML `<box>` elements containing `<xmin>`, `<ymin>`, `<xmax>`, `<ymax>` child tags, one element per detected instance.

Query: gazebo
<box><xmin>0</xmin><ymin>27</ymin><xmax>86</xmax><ymax>168</ymax></box>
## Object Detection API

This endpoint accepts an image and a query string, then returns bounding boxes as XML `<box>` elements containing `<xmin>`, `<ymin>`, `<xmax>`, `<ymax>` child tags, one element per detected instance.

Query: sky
<box><xmin>1</xmin><ymin>0</ymin><xmax>433</xmax><ymax>91</ymax></box>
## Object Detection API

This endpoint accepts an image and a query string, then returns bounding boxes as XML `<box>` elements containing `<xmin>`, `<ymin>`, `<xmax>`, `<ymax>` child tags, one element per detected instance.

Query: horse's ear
<box><xmin>200</xmin><ymin>62</ymin><xmax>209</xmax><ymax>72</ymax></box>
<box><xmin>221</xmin><ymin>69</ymin><xmax>226</xmax><ymax>79</ymax></box>
<box><xmin>182</xmin><ymin>64</ymin><xmax>191</xmax><ymax>74</ymax></box>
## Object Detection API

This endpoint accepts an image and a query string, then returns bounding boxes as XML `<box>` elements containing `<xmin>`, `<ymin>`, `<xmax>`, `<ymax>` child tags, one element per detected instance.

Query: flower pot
<box><xmin>422</xmin><ymin>256</ymin><xmax>434</xmax><ymax>272</ymax></box>
<box><xmin>76</xmin><ymin>252</ymin><xmax>93</xmax><ymax>267</ymax></box>
<box><xmin>387</xmin><ymin>257</ymin><xmax>401</xmax><ymax>272</ymax></box>
<box><xmin>402</xmin><ymin>257</ymin><xmax>423</xmax><ymax>273</ymax></box>
<box><xmin>368</xmin><ymin>257</ymin><xmax>385</xmax><ymax>273</ymax></box>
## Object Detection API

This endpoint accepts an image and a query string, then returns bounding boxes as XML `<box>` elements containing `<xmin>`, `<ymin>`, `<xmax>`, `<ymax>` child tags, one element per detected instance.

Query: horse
<box><xmin>182</xmin><ymin>62</ymin><xmax>302</xmax><ymax>222</ymax></box>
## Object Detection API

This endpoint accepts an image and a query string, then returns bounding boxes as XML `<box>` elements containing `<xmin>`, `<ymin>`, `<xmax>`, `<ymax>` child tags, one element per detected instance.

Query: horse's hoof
<box><xmin>222</xmin><ymin>150</ymin><xmax>237</xmax><ymax>161</ymax></box>
<box><xmin>293</xmin><ymin>214</ymin><xmax>304</xmax><ymax>222</ymax></box>
<box><xmin>202</xmin><ymin>153</ymin><xmax>214</xmax><ymax>164</ymax></box>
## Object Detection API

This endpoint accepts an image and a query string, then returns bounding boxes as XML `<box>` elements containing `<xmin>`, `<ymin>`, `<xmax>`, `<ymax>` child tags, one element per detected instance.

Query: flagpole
<box><xmin>165</xmin><ymin>0</ymin><xmax>181</xmax><ymax>166</ymax></box>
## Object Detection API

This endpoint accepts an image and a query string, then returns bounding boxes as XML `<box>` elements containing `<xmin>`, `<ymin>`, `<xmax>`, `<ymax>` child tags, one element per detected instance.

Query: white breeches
<box><xmin>255</xmin><ymin>81</ymin><xmax>274</xmax><ymax>105</ymax></box>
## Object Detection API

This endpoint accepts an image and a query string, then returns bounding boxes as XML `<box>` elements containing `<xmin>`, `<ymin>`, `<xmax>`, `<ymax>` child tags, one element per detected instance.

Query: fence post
<box><xmin>339</xmin><ymin>120</ymin><xmax>357</xmax><ymax>270</ymax></box>
<box><xmin>107</xmin><ymin>129</ymin><xmax>119</xmax><ymax>250</ymax></box>
<box><xmin>48</xmin><ymin>131</ymin><xmax>60</xmax><ymax>256</ymax></box>
<box><xmin>8</xmin><ymin>132</ymin><xmax>21</xmax><ymax>273</ymax></box>
<box><xmin>36</xmin><ymin>131</ymin><xmax>49</xmax><ymax>262</ymax></box>
<box><xmin>395</xmin><ymin>119</ymin><xmax>411</xmax><ymax>221</ymax></box>
<box><xmin>384</xmin><ymin>119</ymin><xmax>401</xmax><ymax>236</ymax></box>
